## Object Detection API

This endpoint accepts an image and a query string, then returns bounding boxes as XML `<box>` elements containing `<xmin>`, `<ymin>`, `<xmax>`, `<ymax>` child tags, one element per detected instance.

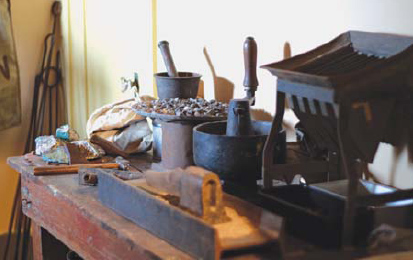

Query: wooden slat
<box><xmin>31</xmin><ymin>223</ymin><xmax>43</xmax><ymax>260</ymax></box>
<box><xmin>277</xmin><ymin>79</ymin><xmax>334</xmax><ymax>103</ymax></box>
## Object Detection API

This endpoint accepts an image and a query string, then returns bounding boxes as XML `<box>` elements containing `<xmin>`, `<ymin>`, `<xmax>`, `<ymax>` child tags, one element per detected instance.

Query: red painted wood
<box><xmin>31</xmin><ymin>222</ymin><xmax>43</xmax><ymax>260</ymax></box>
<box><xmin>8</xmin><ymin>156</ymin><xmax>191</xmax><ymax>260</ymax></box>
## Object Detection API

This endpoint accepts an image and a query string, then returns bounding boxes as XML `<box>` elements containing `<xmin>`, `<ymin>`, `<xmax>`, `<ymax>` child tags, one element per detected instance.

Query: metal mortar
<box><xmin>193</xmin><ymin>120</ymin><xmax>286</xmax><ymax>186</ymax></box>
<box><xmin>155</xmin><ymin>72</ymin><xmax>201</xmax><ymax>99</ymax></box>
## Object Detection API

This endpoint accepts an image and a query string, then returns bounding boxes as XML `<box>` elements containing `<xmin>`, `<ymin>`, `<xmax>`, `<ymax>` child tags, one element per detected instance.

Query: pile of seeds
<box><xmin>134</xmin><ymin>98</ymin><xmax>228</xmax><ymax>117</ymax></box>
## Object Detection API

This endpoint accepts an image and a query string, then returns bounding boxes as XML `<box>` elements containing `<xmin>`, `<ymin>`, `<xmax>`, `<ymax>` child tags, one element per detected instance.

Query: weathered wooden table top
<box><xmin>8</xmin><ymin>155</ymin><xmax>413</xmax><ymax>260</ymax></box>
<box><xmin>8</xmin><ymin>155</ymin><xmax>195</xmax><ymax>260</ymax></box>
<box><xmin>8</xmin><ymin>155</ymin><xmax>279</xmax><ymax>260</ymax></box>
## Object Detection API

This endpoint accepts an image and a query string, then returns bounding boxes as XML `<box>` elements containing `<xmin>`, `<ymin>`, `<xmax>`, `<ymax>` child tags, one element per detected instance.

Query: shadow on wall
<box><xmin>250</xmin><ymin>41</ymin><xmax>296</xmax><ymax>138</ymax></box>
<box><xmin>250</xmin><ymin>109</ymin><xmax>272</xmax><ymax>121</ymax></box>
<box><xmin>250</xmin><ymin>41</ymin><xmax>294</xmax><ymax>123</ymax></box>
<box><xmin>203</xmin><ymin>47</ymin><xmax>234</xmax><ymax>103</ymax></box>
<box><xmin>197</xmin><ymin>79</ymin><xmax>204</xmax><ymax>98</ymax></box>
<box><xmin>389</xmin><ymin>146</ymin><xmax>406</xmax><ymax>186</ymax></box>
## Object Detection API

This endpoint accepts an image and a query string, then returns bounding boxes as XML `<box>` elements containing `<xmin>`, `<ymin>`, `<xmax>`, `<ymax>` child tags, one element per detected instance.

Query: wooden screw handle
<box><xmin>33</xmin><ymin>163</ymin><xmax>119</xmax><ymax>176</ymax></box>
<box><xmin>243</xmin><ymin>36</ymin><xmax>259</xmax><ymax>90</ymax></box>
<box><xmin>158</xmin><ymin>40</ymin><xmax>179</xmax><ymax>77</ymax></box>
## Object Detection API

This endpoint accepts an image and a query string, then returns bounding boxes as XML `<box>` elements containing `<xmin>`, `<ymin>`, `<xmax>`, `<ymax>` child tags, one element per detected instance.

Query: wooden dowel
<box><xmin>33</xmin><ymin>163</ymin><xmax>119</xmax><ymax>176</ymax></box>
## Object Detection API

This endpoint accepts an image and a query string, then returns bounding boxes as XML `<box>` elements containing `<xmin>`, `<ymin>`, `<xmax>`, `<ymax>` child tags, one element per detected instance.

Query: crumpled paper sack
<box><xmin>86</xmin><ymin>98</ymin><xmax>154</xmax><ymax>155</ymax></box>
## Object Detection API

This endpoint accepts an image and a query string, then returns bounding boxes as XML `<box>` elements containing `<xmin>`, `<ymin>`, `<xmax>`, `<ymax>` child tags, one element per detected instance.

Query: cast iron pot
<box><xmin>193</xmin><ymin>120</ymin><xmax>286</xmax><ymax>185</ymax></box>
<box><xmin>155</xmin><ymin>72</ymin><xmax>201</xmax><ymax>99</ymax></box>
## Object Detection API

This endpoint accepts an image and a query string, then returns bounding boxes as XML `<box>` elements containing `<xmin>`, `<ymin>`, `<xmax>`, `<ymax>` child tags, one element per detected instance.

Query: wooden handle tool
<box><xmin>33</xmin><ymin>163</ymin><xmax>119</xmax><ymax>176</ymax></box>
<box><xmin>243</xmin><ymin>36</ymin><xmax>259</xmax><ymax>106</ymax></box>
<box><xmin>158</xmin><ymin>40</ymin><xmax>179</xmax><ymax>77</ymax></box>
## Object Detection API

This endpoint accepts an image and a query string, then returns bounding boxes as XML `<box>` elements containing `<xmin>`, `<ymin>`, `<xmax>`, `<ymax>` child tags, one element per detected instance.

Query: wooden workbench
<box><xmin>7</xmin><ymin>155</ymin><xmax>197</xmax><ymax>260</ymax></box>
<box><xmin>8</xmin><ymin>155</ymin><xmax>413</xmax><ymax>260</ymax></box>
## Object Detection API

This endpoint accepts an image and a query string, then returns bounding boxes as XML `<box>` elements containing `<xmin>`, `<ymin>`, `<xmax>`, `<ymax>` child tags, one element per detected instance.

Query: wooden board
<box><xmin>97</xmin><ymin>169</ymin><xmax>284</xmax><ymax>260</ymax></box>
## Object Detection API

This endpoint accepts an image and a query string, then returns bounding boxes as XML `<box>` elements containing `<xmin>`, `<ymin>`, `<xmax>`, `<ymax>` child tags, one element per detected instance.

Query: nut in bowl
<box><xmin>133</xmin><ymin>98</ymin><xmax>228</xmax><ymax>118</ymax></box>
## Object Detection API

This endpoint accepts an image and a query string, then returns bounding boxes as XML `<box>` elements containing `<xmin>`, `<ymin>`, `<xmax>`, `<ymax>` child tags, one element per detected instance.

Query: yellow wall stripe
<box><xmin>82</xmin><ymin>0</ymin><xmax>89</xmax><ymax>116</ymax></box>
<box><xmin>152</xmin><ymin>0</ymin><xmax>158</xmax><ymax>97</ymax></box>
<box><xmin>67</xmin><ymin>0</ymin><xmax>74</xmax><ymax>125</ymax></box>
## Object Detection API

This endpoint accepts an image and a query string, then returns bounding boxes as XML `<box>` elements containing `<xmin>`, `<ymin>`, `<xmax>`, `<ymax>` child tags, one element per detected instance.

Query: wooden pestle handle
<box><xmin>33</xmin><ymin>163</ymin><xmax>119</xmax><ymax>176</ymax></box>
<box><xmin>243</xmin><ymin>37</ymin><xmax>259</xmax><ymax>93</ymax></box>
<box><xmin>158</xmin><ymin>40</ymin><xmax>179</xmax><ymax>77</ymax></box>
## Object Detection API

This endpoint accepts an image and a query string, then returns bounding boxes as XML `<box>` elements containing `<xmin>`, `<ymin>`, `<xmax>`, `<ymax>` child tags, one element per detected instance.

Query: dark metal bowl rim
<box><xmin>193</xmin><ymin>120</ymin><xmax>270</xmax><ymax>138</ymax></box>
<box><xmin>154</xmin><ymin>72</ymin><xmax>202</xmax><ymax>79</ymax></box>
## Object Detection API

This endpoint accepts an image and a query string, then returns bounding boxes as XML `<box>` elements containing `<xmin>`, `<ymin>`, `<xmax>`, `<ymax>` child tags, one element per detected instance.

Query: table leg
<box><xmin>31</xmin><ymin>222</ymin><xmax>43</xmax><ymax>260</ymax></box>
<box><xmin>31</xmin><ymin>222</ymin><xmax>71</xmax><ymax>260</ymax></box>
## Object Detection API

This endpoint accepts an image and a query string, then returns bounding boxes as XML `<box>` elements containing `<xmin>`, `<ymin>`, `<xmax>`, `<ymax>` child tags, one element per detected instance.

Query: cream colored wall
<box><xmin>58</xmin><ymin>0</ymin><xmax>412</xmax><ymax>193</ymax></box>
<box><xmin>61</xmin><ymin>0</ymin><xmax>154</xmax><ymax>138</ymax></box>
<box><xmin>1</xmin><ymin>0</ymin><xmax>411</xmax><ymax>235</ymax></box>
<box><xmin>341</xmin><ymin>0</ymin><xmax>413</xmax><ymax>188</ymax></box>
<box><xmin>155</xmin><ymin>0</ymin><xmax>413</xmax><ymax>188</ymax></box>
<box><xmin>0</xmin><ymin>0</ymin><xmax>54</xmax><ymax>234</ymax></box>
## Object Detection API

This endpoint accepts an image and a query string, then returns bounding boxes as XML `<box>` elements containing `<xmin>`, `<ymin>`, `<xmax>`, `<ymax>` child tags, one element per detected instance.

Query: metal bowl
<box><xmin>193</xmin><ymin>120</ymin><xmax>285</xmax><ymax>185</ymax></box>
<box><xmin>155</xmin><ymin>72</ymin><xmax>201</xmax><ymax>99</ymax></box>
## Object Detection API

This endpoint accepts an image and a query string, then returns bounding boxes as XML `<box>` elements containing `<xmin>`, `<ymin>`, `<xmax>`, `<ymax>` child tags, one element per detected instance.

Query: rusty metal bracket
<box><xmin>78</xmin><ymin>168</ymin><xmax>99</xmax><ymax>186</ymax></box>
